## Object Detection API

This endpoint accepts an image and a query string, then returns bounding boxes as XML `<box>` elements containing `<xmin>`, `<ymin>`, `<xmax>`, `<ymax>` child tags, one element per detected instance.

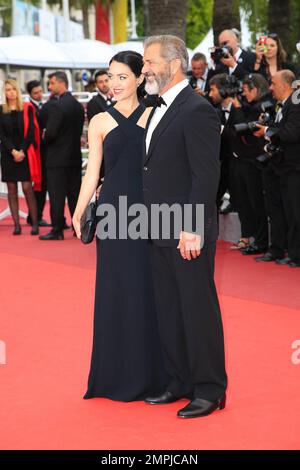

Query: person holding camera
<box><xmin>229</xmin><ymin>74</ymin><xmax>271</xmax><ymax>255</ymax></box>
<box><xmin>254</xmin><ymin>70</ymin><xmax>300</xmax><ymax>267</ymax></box>
<box><xmin>210</xmin><ymin>29</ymin><xmax>256</xmax><ymax>80</ymax></box>
<box><xmin>209</xmin><ymin>73</ymin><xmax>241</xmax><ymax>218</ymax></box>
<box><xmin>254</xmin><ymin>34</ymin><xmax>296</xmax><ymax>83</ymax></box>
<box><xmin>189</xmin><ymin>53</ymin><xmax>214</xmax><ymax>96</ymax></box>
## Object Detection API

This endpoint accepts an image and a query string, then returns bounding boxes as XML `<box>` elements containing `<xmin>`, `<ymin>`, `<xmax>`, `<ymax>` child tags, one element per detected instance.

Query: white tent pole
<box><xmin>63</xmin><ymin>0</ymin><xmax>71</xmax><ymax>42</ymax></box>
<box><xmin>130</xmin><ymin>0</ymin><xmax>138</xmax><ymax>40</ymax></box>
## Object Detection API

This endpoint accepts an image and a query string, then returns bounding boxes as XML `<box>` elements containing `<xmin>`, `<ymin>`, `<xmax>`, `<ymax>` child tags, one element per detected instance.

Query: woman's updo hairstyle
<box><xmin>109</xmin><ymin>50</ymin><xmax>146</xmax><ymax>98</ymax></box>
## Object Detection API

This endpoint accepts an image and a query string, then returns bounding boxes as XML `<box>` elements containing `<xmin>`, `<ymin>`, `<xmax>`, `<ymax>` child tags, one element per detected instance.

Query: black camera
<box><xmin>219</xmin><ymin>75</ymin><xmax>243</xmax><ymax>99</ymax></box>
<box><xmin>256</xmin><ymin>127</ymin><xmax>283</xmax><ymax>166</ymax></box>
<box><xmin>210</xmin><ymin>45</ymin><xmax>233</xmax><ymax>63</ymax></box>
<box><xmin>234</xmin><ymin>100</ymin><xmax>276</xmax><ymax>135</ymax></box>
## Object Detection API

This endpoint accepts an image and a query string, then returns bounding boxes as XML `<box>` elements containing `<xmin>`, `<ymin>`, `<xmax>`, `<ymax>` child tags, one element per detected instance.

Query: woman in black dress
<box><xmin>0</xmin><ymin>79</ymin><xmax>39</xmax><ymax>235</ymax></box>
<box><xmin>73</xmin><ymin>51</ymin><xmax>167</xmax><ymax>401</ymax></box>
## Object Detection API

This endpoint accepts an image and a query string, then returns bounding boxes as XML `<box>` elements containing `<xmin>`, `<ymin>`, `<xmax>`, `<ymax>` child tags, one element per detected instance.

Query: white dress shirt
<box><xmin>196</xmin><ymin>68</ymin><xmax>208</xmax><ymax>91</ymax></box>
<box><xmin>145</xmin><ymin>79</ymin><xmax>189</xmax><ymax>153</ymax></box>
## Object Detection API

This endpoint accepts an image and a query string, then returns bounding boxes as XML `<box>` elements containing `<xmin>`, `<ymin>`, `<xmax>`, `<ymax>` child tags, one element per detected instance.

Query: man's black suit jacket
<box><xmin>143</xmin><ymin>85</ymin><xmax>221</xmax><ymax>247</ymax></box>
<box><xmin>44</xmin><ymin>92</ymin><xmax>84</xmax><ymax>168</ymax></box>
<box><xmin>87</xmin><ymin>93</ymin><xmax>111</xmax><ymax>122</ymax></box>
<box><xmin>272</xmin><ymin>93</ymin><xmax>300</xmax><ymax>174</ymax></box>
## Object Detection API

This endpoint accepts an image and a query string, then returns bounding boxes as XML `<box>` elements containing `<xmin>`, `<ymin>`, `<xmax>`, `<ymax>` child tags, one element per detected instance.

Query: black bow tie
<box><xmin>157</xmin><ymin>96</ymin><xmax>167</xmax><ymax>107</ymax></box>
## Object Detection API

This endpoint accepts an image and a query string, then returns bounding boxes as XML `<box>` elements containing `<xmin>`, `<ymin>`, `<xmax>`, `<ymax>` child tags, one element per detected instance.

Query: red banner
<box><xmin>95</xmin><ymin>3</ymin><xmax>110</xmax><ymax>44</ymax></box>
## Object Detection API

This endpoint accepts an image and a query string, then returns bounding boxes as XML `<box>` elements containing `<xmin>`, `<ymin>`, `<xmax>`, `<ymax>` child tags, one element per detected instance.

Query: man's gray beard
<box><xmin>145</xmin><ymin>68</ymin><xmax>172</xmax><ymax>95</ymax></box>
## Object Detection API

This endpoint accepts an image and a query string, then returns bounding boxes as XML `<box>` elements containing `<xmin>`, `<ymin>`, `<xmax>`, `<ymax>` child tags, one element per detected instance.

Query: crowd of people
<box><xmin>0</xmin><ymin>29</ymin><xmax>300</xmax><ymax>266</ymax></box>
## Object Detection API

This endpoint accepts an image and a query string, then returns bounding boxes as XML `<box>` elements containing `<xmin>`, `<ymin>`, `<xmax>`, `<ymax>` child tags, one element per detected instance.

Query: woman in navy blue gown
<box><xmin>73</xmin><ymin>51</ymin><xmax>167</xmax><ymax>401</ymax></box>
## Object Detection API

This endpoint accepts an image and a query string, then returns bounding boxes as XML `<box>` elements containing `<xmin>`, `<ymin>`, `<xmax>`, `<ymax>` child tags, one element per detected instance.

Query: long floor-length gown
<box><xmin>84</xmin><ymin>104</ymin><xmax>167</xmax><ymax>401</ymax></box>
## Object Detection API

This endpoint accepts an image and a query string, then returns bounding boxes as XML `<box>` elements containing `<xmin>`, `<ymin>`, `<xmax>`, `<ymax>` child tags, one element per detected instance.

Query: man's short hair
<box><xmin>279</xmin><ymin>69</ymin><xmax>296</xmax><ymax>87</ymax></box>
<box><xmin>48</xmin><ymin>71</ymin><xmax>68</xmax><ymax>88</ymax></box>
<box><xmin>94</xmin><ymin>70</ymin><xmax>108</xmax><ymax>81</ymax></box>
<box><xmin>191</xmin><ymin>52</ymin><xmax>207</xmax><ymax>63</ymax></box>
<box><xmin>26</xmin><ymin>80</ymin><xmax>41</xmax><ymax>95</ymax></box>
<box><xmin>209</xmin><ymin>73</ymin><xmax>229</xmax><ymax>89</ymax></box>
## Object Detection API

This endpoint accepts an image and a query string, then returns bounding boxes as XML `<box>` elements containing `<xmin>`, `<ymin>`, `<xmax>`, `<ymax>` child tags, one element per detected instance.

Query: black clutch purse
<box><xmin>80</xmin><ymin>200</ymin><xmax>97</xmax><ymax>244</ymax></box>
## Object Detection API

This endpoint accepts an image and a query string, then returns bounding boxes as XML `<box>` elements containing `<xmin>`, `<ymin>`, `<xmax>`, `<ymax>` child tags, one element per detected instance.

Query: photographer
<box><xmin>210</xmin><ymin>29</ymin><xmax>256</xmax><ymax>80</ymax></box>
<box><xmin>189</xmin><ymin>53</ymin><xmax>214</xmax><ymax>96</ymax></box>
<box><xmin>208</xmin><ymin>73</ymin><xmax>241</xmax><ymax>217</ymax></box>
<box><xmin>254</xmin><ymin>34</ymin><xmax>296</xmax><ymax>83</ymax></box>
<box><xmin>254</xmin><ymin>70</ymin><xmax>300</xmax><ymax>267</ymax></box>
<box><xmin>230</xmin><ymin>74</ymin><xmax>271</xmax><ymax>255</ymax></box>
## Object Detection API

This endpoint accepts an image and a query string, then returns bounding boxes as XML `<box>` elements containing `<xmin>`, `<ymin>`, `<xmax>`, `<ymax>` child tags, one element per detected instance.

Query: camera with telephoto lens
<box><xmin>219</xmin><ymin>75</ymin><xmax>243</xmax><ymax>99</ymax></box>
<box><xmin>234</xmin><ymin>100</ymin><xmax>276</xmax><ymax>135</ymax></box>
<box><xmin>210</xmin><ymin>45</ymin><xmax>234</xmax><ymax>64</ymax></box>
<box><xmin>256</xmin><ymin>127</ymin><xmax>283</xmax><ymax>166</ymax></box>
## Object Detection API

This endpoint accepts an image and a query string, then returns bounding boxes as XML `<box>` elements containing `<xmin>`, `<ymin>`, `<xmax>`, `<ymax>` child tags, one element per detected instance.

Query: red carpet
<box><xmin>1</xmin><ymin>198</ymin><xmax>300</xmax><ymax>450</ymax></box>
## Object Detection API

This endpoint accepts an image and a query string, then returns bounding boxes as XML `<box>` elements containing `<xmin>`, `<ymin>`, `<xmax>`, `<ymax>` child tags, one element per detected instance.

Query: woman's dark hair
<box><xmin>263</xmin><ymin>34</ymin><xmax>287</xmax><ymax>70</ymax></box>
<box><xmin>109</xmin><ymin>50</ymin><xmax>146</xmax><ymax>98</ymax></box>
<box><xmin>243</xmin><ymin>73</ymin><xmax>270</xmax><ymax>100</ymax></box>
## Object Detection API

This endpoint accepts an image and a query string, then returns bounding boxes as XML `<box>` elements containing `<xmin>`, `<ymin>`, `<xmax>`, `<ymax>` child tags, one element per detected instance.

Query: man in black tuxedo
<box><xmin>211</xmin><ymin>29</ymin><xmax>256</xmax><ymax>80</ymax></box>
<box><xmin>189</xmin><ymin>53</ymin><xmax>215</xmax><ymax>96</ymax></box>
<box><xmin>26</xmin><ymin>80</ymin><xmax>50</xmax><ymax>227</ymax></box>
<box><xmin>254</xmin><ymin>70</ymin><xmax>300</xmax><ymax>267</ymax></box>
<box><xmin>142</xmin><ymin>35</ymin><xmax>227</xmax><ymax>418</ymax></box>
<box><xmin>208</xmin><ymin>73</ymin><xmax>239</xmax><ymax>211</ymax></box>
<box><xmin>86</xmin><ymin>70</ymin><xmax>114</xmax><ymax>122</ymax></box>
<box><xmin>40</xmin><ymin>71</ymin><xmax>84</xmax><ymax>241</ymax></box>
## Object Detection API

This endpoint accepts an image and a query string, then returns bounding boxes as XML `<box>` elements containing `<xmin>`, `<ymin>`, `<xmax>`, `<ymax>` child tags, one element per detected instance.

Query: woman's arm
<box><xmin>0</xmin><ymin>109</ymin><xmax>15</xmax><ymax>154</ymax></box>
<box><xmin>72</xmin><ymin>114</ymin><xmax>104</xmax><ymax>238</ymax></box>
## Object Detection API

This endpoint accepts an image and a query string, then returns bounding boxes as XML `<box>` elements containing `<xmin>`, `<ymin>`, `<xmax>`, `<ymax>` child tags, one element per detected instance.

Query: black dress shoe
<box><xmin>39</xmin><ymin>231</ymin><xmax>64</xmax><ymax>241</ymax></box>
<box><xmin>13</xmin><ymin>225</ymin><xmax>22</xmax><ymax>235</ymax></box>
<box><xmin>289</xmin><ymin>261</ymin><xmax>300</xmax><ymax>268</ymax></box>
<box><xmin>38</xmin><ymin>219</ymin><xmax>51</xmax><ymax>227</ymax></box>
<box><xmin>275</xmin><ymin>257</ymin><xmax>291</xmax><ymax>265</ymax></box>
<box><xmin>31</xmin><ymin>227</ymin><xmax>39</xmax><ymax>236</ymax></box>
<box><xmin>177</xmin><ymin>394</ymin><xmax>226</xmax><ymax>419</ymax></box>
<box><xmin>255</xmin><ymin>253</ymin><xmax>276</xmax><ymax>262</ymax></box>
<box><xmin>145</xmin><ymin>391</ymin><xmax>183</xmax><ymax>405</ymax></box>
<box><xmin>241</xmin><ymin>245</ymin><xmax>267</xmax><ymax>255</ymax></box>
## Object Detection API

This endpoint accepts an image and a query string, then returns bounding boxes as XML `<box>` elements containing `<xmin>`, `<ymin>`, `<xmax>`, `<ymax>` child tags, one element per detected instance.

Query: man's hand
<box><xmin>230</xmin><ymin>96</ymin><xmax>242</xmax><ymax>108</ymax></box>
<box><xmin>193</xmin><ymin>86</ymin><xmax>206</xmax><ymax>97</ymax></box>
<box><xmin>220</xmin><ymin>53</ymin><xmax>237</xmax><ymax>69</ymax></box>
<box><xmin>177</xmin><ymin>231</ymin><xmax>201</xmax><ymax>260</ymax></box>
<box><xmin>253</xmin><ymin>124</ymin><xmax>267</xmax><ymax>138</ymax></box>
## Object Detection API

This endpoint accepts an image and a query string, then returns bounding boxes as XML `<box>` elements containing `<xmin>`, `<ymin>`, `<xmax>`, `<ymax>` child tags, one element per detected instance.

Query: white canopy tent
<box><xmin>0</xmin><ymin>35</ymin><xmax>74</xmax><ymax>68</ymax></box>
<box><xmin>57</xmin><ymin>39</ymin><xmax>113</xmax><ymax>69</ymax></box>
<box><xmin>0</xmin><ymin>36</ymin><xmax>115</xmax><ymax>69</ymax></box>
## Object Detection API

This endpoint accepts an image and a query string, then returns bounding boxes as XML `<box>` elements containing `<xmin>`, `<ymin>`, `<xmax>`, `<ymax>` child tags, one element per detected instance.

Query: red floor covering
<box><xmin>0</xmin><ymin>198</ymin><xmax>300</xmax><ymax>450</ymax></box>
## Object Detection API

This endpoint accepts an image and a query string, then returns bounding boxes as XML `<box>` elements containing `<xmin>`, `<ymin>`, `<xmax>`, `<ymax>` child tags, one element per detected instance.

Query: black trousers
<box><xmin>149</xmin><ymin>241</ymin><xmax>227</xmax><ymax>402</ymax></box>
<box><xmin>47</xmin><ymin>166</ymin><xmax>81</xmax><ymax>232</ymax></box>
<box><xmin>27</xmin><ymin>148</ymin><xmax>47</xmax><ymax>223</ymax></box>
<box><xmin>262</xmin><ymin>166</ymin><xmax>287</xmax><ymax>258</ymax></box>
<box><xmin>235</xmin><ymin>160</ymin><xmax>268</xmax><ymax>247</ymax></box>
<box><xmin>280</xmin><ymin>170</ymin><xmax>300</xmax><ymax>262</ymax></box>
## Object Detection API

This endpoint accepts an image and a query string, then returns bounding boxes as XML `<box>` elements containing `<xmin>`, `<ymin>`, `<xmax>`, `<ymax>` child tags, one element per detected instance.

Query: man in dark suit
<box><xmin>254</xmin><ymin>70</ymin><xmax>300</xmax><ymax>267</ymax></box>
<box><xmin>86</xmin><ymin>70</ymin><xmax>114</xmax><ymax>122</ymax></box>
<box><xmin>208</xmin><ymin>73</ymin><xmax>239</xmax><ymax>212</ymax></box>
<box><xmin>211</xmin><ymin>29</ymin><xmax>256</xmax><ymax>80</ymax></box>
<box><xmin>189</xmin><ymin>53</ymin><xmax>215</xmax><ymax>96</ymax></box>
<box><xmin>26</xmin><ymin>80</ymin><xmax>50</xmax><ymax>227</ymax></box>
<box><xmin>39</xmin><ymin>71</ymin><xmax>84</xmax><ymax>240</ymax></box>
<box><xmin>142</xmin><ymin>35</ymin><xmax>227</xmax><ymax>419</ymax></box>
